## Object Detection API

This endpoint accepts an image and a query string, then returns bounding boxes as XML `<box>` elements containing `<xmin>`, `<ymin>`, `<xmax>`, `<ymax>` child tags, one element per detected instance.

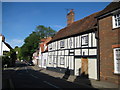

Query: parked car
<box><xmin>28</xmin><ymin>61</ymin><xmax>34</xmax><ymax>66</ymax></box>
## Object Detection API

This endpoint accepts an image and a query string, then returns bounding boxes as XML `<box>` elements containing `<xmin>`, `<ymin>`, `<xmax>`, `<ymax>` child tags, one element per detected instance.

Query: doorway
<box><xmin>81</xmin><ymin>58</ymin><xmax>88</xmax><ymax>78</ymax></box>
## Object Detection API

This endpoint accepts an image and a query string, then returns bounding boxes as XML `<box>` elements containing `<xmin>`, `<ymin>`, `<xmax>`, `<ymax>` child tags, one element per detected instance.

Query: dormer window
<box><xmin>112</xmin><ymin>13</ymin><xmax>120</xmax><ymax>29</ymax></box>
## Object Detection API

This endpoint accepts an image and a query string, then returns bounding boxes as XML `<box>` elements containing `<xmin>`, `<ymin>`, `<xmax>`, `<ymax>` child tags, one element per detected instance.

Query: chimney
<box><xmin>0</xmin><ymin>34</ymin><xmax>5</xmax><ymax>42</ymax></box>
<box><xmin>67</xmin><ymin>9</ymin><xmax>74</xmax><ymax>26</ymax></box>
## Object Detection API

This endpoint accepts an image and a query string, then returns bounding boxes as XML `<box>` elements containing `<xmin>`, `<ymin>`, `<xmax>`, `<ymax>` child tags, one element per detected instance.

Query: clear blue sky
<box><xmin>2</xmin><ymin>2</ymin><xmax>110</xmax><ymax>48</ymax></box>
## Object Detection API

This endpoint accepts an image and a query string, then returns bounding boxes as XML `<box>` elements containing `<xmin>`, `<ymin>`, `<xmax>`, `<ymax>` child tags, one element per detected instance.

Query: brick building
<box><xmin>96</xmin><ymin>2</ymin><xmax>120</xmax><ymax>84</ymax></box>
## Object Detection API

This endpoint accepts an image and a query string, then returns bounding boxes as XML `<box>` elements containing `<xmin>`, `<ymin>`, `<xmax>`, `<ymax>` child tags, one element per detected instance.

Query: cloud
<box><xmin>7</xmin><ymin>39</ymin><xmax>24</xmax><ymax>48</ymax></box>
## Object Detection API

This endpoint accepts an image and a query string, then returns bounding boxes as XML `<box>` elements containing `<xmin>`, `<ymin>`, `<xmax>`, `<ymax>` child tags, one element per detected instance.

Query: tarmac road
<box><xmin>2</xmin><ymin>61</ymin><xmax>97</xmax><ymax>89</ymax></box>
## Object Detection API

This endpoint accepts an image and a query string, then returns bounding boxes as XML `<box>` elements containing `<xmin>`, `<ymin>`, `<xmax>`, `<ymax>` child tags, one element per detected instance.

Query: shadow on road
<box><xmin>2</xmin><ymin>65</ymin><xmax>98</xmax><ymax>89</ymax></box>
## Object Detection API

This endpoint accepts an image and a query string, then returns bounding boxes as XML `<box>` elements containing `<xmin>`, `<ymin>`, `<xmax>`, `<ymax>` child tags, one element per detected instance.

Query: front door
<box><xmin>81</xmin><ymin>58</ymin><xmax>88</xmax><ymax>77</ymax></box>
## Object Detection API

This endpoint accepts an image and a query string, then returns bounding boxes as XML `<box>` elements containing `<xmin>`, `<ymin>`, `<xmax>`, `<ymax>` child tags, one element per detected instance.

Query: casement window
<box><xmin>49</xmin><ymin>56</ymin><xmax>52</xmax><ymax>64</ymax></box>
<box><xmin>81</xmin><ymin>35</ymin><xmax>88</xmax><ymax>46</ymax></box>
<box><xmin>112</xmin><ymin>13</ymin><xmax>120</xmax><ymax>28</ymax></box>
<box><xmin>49</xmin><ymin>44</ymin><xmax>52</xmax><ymax>50</ymax></box>
<box><xmin>69</xmin><ymin>38</ymin><xmax>73</xmax><ymax>48</ymax></box>
<box><xmin>60</xmin><ymin>56</ymin><xmax>64</xmax><ymax>65</ymax></box>
<box><xmin>113</xmin><ymin>48</ymin><xmax>120</xmax><ymax>74</ymax></box>
<box><xmin>60</xmin><ymin>40</ymin><xmax>65</xmax><ymax>48</ymax></box>
<box><xmin>53</xmin><ymin>56</ymin><xmax>57</xmax><ymax>64</ymax></box>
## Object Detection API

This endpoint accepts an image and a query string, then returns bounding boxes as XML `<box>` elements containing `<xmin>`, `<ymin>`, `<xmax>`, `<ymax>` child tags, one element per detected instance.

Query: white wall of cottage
<box><xmin>47</xmin><ymin>32</ymin><xmax>97</xmax><ymax>79</ymax></box>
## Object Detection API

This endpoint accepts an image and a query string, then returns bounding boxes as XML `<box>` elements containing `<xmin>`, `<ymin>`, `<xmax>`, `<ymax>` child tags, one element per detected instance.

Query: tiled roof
<box><xmin>49</xmin><ymin>12</ymin><xmax>99</xmax><ymax>43</ymax></box>
<box><xmin>96</xmin><ymin>2</ymin><xmax>120</xmax><ymax>17</ymax></box>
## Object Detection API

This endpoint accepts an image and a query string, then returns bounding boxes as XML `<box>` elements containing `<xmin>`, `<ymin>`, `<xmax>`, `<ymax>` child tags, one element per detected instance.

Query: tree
<box><xmin>20</xmin><ymin>25</ymin><xmax>56</xmax><ymax>61</ymax></box>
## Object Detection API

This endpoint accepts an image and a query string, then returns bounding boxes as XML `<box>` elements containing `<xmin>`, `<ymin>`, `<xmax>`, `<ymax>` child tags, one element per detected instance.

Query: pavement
<box><xmin>31</xmin><ymin>65</ymin><xmax>120</xmax><ymax>89</ymax></box>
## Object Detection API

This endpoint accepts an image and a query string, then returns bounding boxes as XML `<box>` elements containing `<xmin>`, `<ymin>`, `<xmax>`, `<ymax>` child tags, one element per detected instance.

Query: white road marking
<box><xmin>43</xmin><ymin>81</ymin><xmax>60</xmax><ymax>88</ymax></box>
<box><xmin>25</xmin><ymin>67</ymin><xmax>28</xmax><ymax>73</ymax></box>
<box><xmin>30</xmin><ymin>74</ymin><xmax>39</xmax><ymax>79</ymax></box>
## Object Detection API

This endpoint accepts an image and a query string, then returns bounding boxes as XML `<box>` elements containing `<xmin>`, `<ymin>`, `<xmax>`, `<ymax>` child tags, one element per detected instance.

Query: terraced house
<box><xmin>46</xmin><ymin>2</ymin><xmax>120</xmax><ymax>84</ymax></box>
<box><xmin>96</xmin><ymin>2</ymin><xmax>120</xmax><ymax>84</ymax></box>
<box><xmin>47</xmin><ymin>10</ymin><xmax>99</xmax><ymax>80</ymax></box>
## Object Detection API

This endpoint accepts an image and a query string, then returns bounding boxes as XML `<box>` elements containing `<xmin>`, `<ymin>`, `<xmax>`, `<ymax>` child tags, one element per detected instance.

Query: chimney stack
<box><xmin>0</xmin><ymin>34</ymin><xmax>5</xmax><ymax>42</ymax></box>
<box><xmin>67</xmin><ymin>9</ymin><xmax>74</xmax><ymax>26</ymax></box>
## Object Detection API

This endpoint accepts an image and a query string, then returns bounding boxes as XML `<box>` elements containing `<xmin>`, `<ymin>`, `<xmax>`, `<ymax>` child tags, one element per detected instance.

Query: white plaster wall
<box><xmin>88</xmin><ymin>58</ymin><xmax>97</xmax><ymax>80</ymax></box>
<box><xmin>42</xmin><ymin>52</ymin><xmax>48</xmax><ymax>68</ymax></box>
<box><xmin>88</xmin><ymin>33</ymin><xmax>92</xmax><ymax>47</ymax></box>
<box><xmin>74</xmin><ymin>58</ymin><xmax>81</xmax><ymax>76</ymax></box>
<box><xmin>75</xmin><ymin>49</ymin><xmax>81</xmax><ymax>55</ymax></box>
<box><xmin>69</xmin><ymin>56</ymin><xmax>74</xmax><ymax>70</ymax></box>
<box><xmin>89</xmin><ymin>49</ymin><xmax>97</xmax><ymax>55</ymax></box>
<box><xmin>2</xmin><ymin>42</ymin><xmax>10</xmax><ymax>52</ymax></box>
<box><xmin>92</xmin><ymin>33</ymin><xmax>97</xmax><ymax>47</ymax></box>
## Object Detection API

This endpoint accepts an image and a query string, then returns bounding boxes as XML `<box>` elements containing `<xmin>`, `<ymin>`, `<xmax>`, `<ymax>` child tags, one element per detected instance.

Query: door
<box><xmin>81</xmin><ymin>58</ymin><xmax>88</xmax><ymax>77</ymax></box>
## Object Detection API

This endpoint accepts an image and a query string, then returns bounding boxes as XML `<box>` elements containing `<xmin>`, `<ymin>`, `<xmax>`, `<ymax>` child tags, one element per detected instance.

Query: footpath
<box><xmin>32</xmin><ymin>65</ymin><xmax>120</xmax><ymax>89</ymax></box>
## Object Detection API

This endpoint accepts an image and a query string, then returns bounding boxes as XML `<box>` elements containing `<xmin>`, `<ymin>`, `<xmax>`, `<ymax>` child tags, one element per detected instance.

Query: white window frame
<box><xmin>60</xmin><ymin>40</ymin><xmax>65</xmax><ymax>48</ymax></box>
<box><xmin>112</xmin><ymin>13</ymin><xmax>120</xmax><ymax>29</ymax></box>
<box><xmin>113</xmin><ymin>48</ymin><xmax>120</xmax><ymax>74</ymax></box>
<box><xmin>60</xmin><ymin>56</ymin><xmax>64</xmax><ymax>65</ymax></box>
<box><xmin>81</xmin><ymin>35</ymin><xmax>88</xmax><ymax>46</ymax></box>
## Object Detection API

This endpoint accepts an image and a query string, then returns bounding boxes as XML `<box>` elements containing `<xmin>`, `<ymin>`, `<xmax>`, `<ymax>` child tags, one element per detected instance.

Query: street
<box><xmin>2</xmin><ymin>61</ymin><xmax>97</xmax><ymax>89</ymax></box>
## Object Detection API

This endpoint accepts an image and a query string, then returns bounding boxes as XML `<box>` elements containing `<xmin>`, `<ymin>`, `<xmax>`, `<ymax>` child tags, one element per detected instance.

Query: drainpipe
<box><xmin>96</xmin><ymin>20</ymin><xmax>100</xmax><ymax>81</ymax></box>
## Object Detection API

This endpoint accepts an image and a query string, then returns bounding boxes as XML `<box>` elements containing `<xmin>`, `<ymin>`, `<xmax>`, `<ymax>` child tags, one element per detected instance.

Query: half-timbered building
<box><xmin>47</xmin><ymin>10</ymin><xmax>99</xmax><ymax>80</ymax></box>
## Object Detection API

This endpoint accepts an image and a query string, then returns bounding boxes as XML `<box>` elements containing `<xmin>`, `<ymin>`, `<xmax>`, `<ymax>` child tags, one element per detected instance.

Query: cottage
<box><xmin>38</xmin><ymin>37</ymin><xmax>52</xmax><ymax>68</ymax></box>
<box><xmin>96</xmin><ymin>2</ymin><xmax>120</xmax><ymax>84</ymax></box>
<box><xmin>47</xmin><ymin>10</ymin><xmax>99</xmax><ymax>80</ymax></box>
<box><xmin>0</xmin><ymin>34</ymin><xmax>12</xmax><ymax>56</ymax></box>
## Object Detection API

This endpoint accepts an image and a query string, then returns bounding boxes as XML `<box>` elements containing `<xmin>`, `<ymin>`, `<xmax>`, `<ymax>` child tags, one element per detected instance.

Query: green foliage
<box><xmin>20</xmin><ymin>25</ymin><xmax>56</xmax><ymax>61</ymax></box>
<box><xmin>2</xmin><ymin>49</ymin><xmax>17</xmax><ymax>67</ymax></box>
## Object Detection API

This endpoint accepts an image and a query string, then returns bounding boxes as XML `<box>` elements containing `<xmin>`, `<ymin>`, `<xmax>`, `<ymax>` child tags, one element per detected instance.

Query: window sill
<box><xmin>113</xmin><ymin>73</ymin><xmax>120</xmax><ymax>76</ymax></box>
<box><xmin>112</xmin><ymin>27</ymin><xmax>120</xmax><ymax>30</ymax></box>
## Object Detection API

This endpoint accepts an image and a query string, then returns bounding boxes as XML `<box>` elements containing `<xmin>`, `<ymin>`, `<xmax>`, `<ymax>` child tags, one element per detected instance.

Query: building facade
<box><xmin>39</xmin><ymin>37</ymin><xmax>52</xmax><ymax>68</ymax></box>
<box><xmin>47</xmin><ymin>11</ymin><xmax>99</xmax><ymax>80</ymax></box>
<box><xmin>96</xmin><ymin>2</ymin><xmax>120</xmax><ymax>84</ymax></box>
<box><xmin>0</xmin><ymin>34</ymin><xmax>12</xmax><ymax>56</ymax></box>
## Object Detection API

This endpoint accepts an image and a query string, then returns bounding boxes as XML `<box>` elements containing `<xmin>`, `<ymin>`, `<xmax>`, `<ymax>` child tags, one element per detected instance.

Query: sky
<box><xmin>2</xmin><ymin>2</ymin><xmax>111</xmax><ymax>48</ymax></box>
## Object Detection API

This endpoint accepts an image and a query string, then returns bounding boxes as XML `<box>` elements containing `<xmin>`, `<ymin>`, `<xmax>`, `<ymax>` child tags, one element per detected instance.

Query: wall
<box><xmin>47</xmin><ymin>31</ymin><xmax>98</xmax><ymax>79</ymax></box>
<box><xmin>2</xmin><ymin>43</ymin><xmax>10</xmax><ymax>52</ymax></box>
<box><xmin>99</xmin><ymin>15</ymin><xmax>120</xmax><ymax>84</ymax></box>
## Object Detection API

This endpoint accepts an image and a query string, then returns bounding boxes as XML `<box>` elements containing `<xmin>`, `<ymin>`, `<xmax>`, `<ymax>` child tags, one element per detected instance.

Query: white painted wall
<box><xmin>42</xmin><ymin>52</ymin><xmax>48</xmax><ymax>68</ymax></box>
<box><xmin>88</xmin><ymin>58</ymin><xmax>97</xmax><ymax>80</ymax></box>
<box><xmin>2</xmin><ymin>42</ymin><xmax>10</xmax><ymax>52</ymax></box>
<box><xmin>75</xmin><ymin>58</ymin><xmax>81</xmax><ymax>76</ymax></box>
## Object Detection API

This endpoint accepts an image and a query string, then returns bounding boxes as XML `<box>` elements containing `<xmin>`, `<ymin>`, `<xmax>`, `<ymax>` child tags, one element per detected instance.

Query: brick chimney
<box><xmin>0</xmin><ymin>34</ymin><xmax>5</xmax><ymax>41</ymax></box>
<box><xmin>67</xmin><ymin>9</ymin><xmax>74</xmax><ymax>26</ymax></box>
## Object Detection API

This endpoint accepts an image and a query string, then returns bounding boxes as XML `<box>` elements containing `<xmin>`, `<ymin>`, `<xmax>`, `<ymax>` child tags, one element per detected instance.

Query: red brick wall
<box><xmin>99</xmin><ymin>15</ymin><xmax>120</xmax><ymax>84</ymax></box>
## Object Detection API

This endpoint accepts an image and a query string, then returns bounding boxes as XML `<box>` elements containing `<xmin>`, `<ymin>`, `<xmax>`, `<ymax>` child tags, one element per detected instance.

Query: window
<box><xmin>69</xmin><ymin>38</ymin><xmax>73</xmax><ymax>48</ymax></box>
<box><xmin>60</xmin><ymin>40</ymin><xmax>65</xmax><ymax>48</ymax></box>
<box><xmin>49</xmin><ymin>44</ymin><xmax>52</xmax><ymax>50</ymax></box>
<box><xmin>113</xmin><ymin>48</ymin><xmax>120</xmax><ymax>74</ymax></box>
<box><xmin>112</xmin><ymin>13</ymin><xmax>120</xmax><ymax>28</ymax></box>
<box><xmin>60</xmin><ymin>56</ymin><xmax>64</xmax><ymax>65</ymax></box>
<box><xmin>53</xmin><ymin>56</ymin><xmax>57</xmax><ymax>64</ymax></box>
<box><xmin>81</xmin><ymin>35</ymin><xmax>88</xmax><ymax>46</ymax></box>
<box><xmin>49</xmin><ymin>56</ymin><xmax>52</xmax><ymax>64</ymax></box>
